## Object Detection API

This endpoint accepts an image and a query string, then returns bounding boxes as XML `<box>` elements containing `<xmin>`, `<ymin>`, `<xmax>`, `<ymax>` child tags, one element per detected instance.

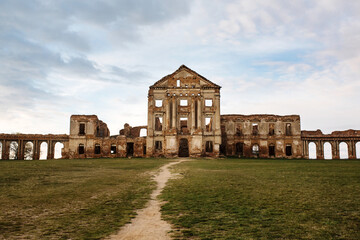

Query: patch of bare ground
<box><xmin>107</xmin><ymin>159</ymin><xmax>188</xmax><ymax>240</ymax></box>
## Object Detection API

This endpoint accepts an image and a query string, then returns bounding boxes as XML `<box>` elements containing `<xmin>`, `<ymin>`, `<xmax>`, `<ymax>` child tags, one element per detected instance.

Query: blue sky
<box><xmin>0</xmin><ymin>0</ymin><xmax>359</xmax><ymax>135</ymax></box>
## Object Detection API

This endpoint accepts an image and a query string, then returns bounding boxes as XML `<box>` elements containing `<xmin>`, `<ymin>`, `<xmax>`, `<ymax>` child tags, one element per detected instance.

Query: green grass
<box><xmin>0</xmin><ymin>158</ymin><xmax>169</xmax><ymax>240</ymax></box>
<box><xmin>160</xmin><ymin>159</ymin><xmax>360</xmax><ymax>239</ymax></box>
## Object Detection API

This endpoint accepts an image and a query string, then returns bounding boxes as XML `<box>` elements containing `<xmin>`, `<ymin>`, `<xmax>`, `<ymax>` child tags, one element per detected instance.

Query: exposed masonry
<box><xmin>0</xmin><ymin>65</ymin><xmax>359</xmax><ymax>160</ymax></box>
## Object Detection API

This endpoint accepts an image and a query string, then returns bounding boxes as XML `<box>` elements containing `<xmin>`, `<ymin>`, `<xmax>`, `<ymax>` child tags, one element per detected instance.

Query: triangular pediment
<box><xmin>150</xmin><ymin>65</ymin><xmax>221</xmax><ymax>89</ymax></box>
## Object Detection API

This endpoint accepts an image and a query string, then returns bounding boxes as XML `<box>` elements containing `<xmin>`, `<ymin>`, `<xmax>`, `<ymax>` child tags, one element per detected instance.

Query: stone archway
<box><xmin>178</xmin><ymin>138</ymin><xmax>189</xmax><ymax>157</ymax></box>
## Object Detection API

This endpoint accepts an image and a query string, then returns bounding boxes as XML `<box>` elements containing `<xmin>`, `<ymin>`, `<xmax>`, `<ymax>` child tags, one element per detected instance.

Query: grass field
<box><xmin>0</xmin><ymin>158</ymin><xmax>169</xmax><ymax>240</ymax></box>
<box><xmin>161</xmin><ymin>159</ymin><xmax>360</xmax><ymax>239</ymax></box>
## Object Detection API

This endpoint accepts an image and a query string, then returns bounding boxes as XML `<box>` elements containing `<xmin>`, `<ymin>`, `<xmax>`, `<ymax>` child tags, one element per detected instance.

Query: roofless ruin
<box><xmin>1</xmin><ymin>65</ymin><xmax>359</xmax><ymax>160</ymax></box>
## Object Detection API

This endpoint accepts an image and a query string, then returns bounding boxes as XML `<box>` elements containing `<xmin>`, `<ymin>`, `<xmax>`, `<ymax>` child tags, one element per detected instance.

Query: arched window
<box><xmin>24</xmin><ymin>142</ymin><xmax>34</xmax><ymax>160</ymax></box>
<box><xmin>324</xmin><ymin>142</ymin><xmax>332</xmax><ymax>159</ymax></box>
<box><xmin>308</xmin><ymin>142</ymin><xmax>317</xmax><ymax>159</ymax></box>
<box><xmin>54</xmin><ymin>142</ymin><xmax>64</xmax><ymax>159</ymax></box>
<box><xmin>9</xmin><ymin>141</ymin><xmax>18</xmax><ymax>160</ymax></box>
<box><xmin>339</xmin><ymin>142</ymin><xmax>348</xmax><ymax>159</ymax></box>
<box><xmin>40</xmin><ymin>142</ymin><xmax>48</xmax><ymax>160</ymax></box>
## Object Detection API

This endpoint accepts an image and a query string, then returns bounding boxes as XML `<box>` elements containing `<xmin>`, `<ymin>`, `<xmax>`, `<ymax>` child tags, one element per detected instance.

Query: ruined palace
<box><xmin>0</xmin><ymin>65</ymin><xmax>359</xmax><ymax>160</ymax></box>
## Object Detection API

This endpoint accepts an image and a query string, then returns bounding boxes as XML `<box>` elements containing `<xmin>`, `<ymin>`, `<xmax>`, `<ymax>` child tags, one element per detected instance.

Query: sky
<box><xmin>0</xmin><ymin>0</ymin><xmax>359</xmax><ymax>135</ymax></box>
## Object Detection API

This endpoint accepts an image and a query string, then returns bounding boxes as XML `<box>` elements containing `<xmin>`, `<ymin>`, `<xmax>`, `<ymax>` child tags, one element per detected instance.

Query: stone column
<box><xmin>317</xmin><ymin>140</ymin><xmax>324</xmax><ymax>159</ymax></box>
<box><xmin>303</xmin><ymin>140</ymin><xmax>309</xmax><ymax>159</ymax></box>
<box><xmin>191</xmin><ymin>97</ymin><xmax>195</xmax><ymax>131</ymax></box>
<box><xmin>17</xmin><ymin>140</ymin><xmax>22</xmax><ymax>160</ymax></box>
<box><xmin>197</xmin><ymin>98</ymin><xmax>201</xmax><ymax>129</ymax></box>
<box><xmin>165</xmin><ymin>98</ymin><xmax>170</xmax><ymax>130</ymax></box>
<box><xmin>172</xmin><ymin>97</ymin><xmax>176</xmax><ymax>129</ymax></box>
<box><xmin>348</xmin><ymin>140</ymin><xmax>356</xmax><ymax>159</ymax></box>
<box><xmin>333</xmin><ymin>140</ymin><xmax>340</xmax><ymax>159</ymax></box>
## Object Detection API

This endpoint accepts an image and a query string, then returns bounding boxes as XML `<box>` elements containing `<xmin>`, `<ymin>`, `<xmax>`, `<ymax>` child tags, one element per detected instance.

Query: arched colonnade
<box><xmin>0</xmin><ymin>134</ymin><xmax>68</xmax><ymax>160</ymax></box>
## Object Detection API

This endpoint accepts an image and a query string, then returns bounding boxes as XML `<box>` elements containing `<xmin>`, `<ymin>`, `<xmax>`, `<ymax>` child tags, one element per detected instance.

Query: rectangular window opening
<box><xmin>205</xmin><ymin>99</ymin><xmax>213</xmax><ymax>107</ymax></box>
<box><xmin>155</xmin><ymin>116</ymin><xmax>163</xmax><ymax>131</ymax></box>
<box><xmin>206</xmin><ymin>141</ymin><xmax>213</xmax><ymax>152</ymax></box>
<box><xmin>180</xmin><ymin>117</ymin><xmax>188</xmax><ymax>134</ymax></box>
<box><xmin>155</xmin><ymin>141</ymin><xmax>162</xmax><ymax>151</ymax></box>
<box><xmin>176</xmin><ymin>79</ymin><xmax>180</xmax><ymax>87</ymax></box>
<box><xmin>286</xmin><ymin>123</ymin><xmax>292</xmax><ymax>136</ymax></box>
<box><xmin>180</xmin><ymin>99</ymin><xmax>188</xmax><ymax>106</ymax></box>
<box><xmin>79</xmin><ymin>123</ymin><xmax>85</xmax><ymax>135</ymax></box>
<box><xmin>269</xmin><ymin>123</ymin><xmax>275</xmax><ymax>136</ymax></box>
<box><xmin>252</xmin><ymin>123</ymin><xmax>259</xmax><ymax>136</ymax></box>
<box><xmin>155</xmin><ymin>99</ymin><xmax>162</xmax><ymax>107</ymax></box>
<box><xmin>236</xmin><ymin>125</ymin><xmax>242</xmax><ymax>136</ymax></box>
<box><xmin>111</xmin><ymin>145</ymin><xmax>116</xmax><ymax>154</ymax></box>
<box><xmin>205</xmin><ymin>117</ymin><xmax>212</xmax><ymax>132</ymax></box>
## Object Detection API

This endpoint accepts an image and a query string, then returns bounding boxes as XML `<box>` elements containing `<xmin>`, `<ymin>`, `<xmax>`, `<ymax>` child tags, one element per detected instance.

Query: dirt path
<box><xmin>107</xmin><ymin>159</ymin><xmax>187</xmax><ymax>240</ymax></box>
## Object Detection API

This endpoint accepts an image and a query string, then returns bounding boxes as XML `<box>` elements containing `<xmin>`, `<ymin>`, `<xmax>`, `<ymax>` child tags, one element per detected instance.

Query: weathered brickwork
<box><xmin>221</xmin><ymin>114</ymin><xmax>302</xmax><ymax>158</ymax></box>
<box><xmin>0</xmin><ymin>65</ymin><xmax>358</xmax><ymax>159</ymax></box>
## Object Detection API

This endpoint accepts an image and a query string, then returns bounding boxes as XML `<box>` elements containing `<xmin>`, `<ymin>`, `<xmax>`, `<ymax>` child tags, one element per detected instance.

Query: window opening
<box><xmin>140</xmin><ymin>128</ymin><xmax>147</xmax><ymax>137</ymax></box>
<box><xmin>236</xmin><ymin>125</ymin><xmax>242</xmax><ymax>136</ymax></box>
<box><xmin>155</xmin><ymin>141</ymin><xmax>162</xmax><ymax>151</ymax></box>
<box><xmin>205</xmin><ymin>99</ymin><xmax>213</xmax><ymax>107</ymax></box>
<box><xmin>111</xmin><ymin>145</ymin><xmax>117</xmax><ymax>154</ymax></box>
<box><xmin>79</xmin><ymin>123</ymin><xmax>85</xmax><ymax>135</ymax></box>
<box><xmin>180</xmin><ymin>99</ymin><xmax>188</xmax><ymax>106</ymax></box>
<box><xmin>205</xmin><ymin>117</ymin><xmax>212</xmax><ymax>132</ymax></box>
<box><xmin>143</xmin><ymin>145</ymin><xmax>147</xmax><ymax>155</ymax></box>
<box><xmin>286</xmin><ymin>123</ymin><xmax>292</xmax><ymax>136</ymax></box>
<box><xmin>252</xmin><ymin>123</ymin><xmax>259</xmax><ymax>136</ymax></box>
<box><xmin>286</xmin><ymin>145</ymin><xmax>292</xmax><ymax>156</ymax></box>
<box><xmin>180</xmin><ymin>117</ymin><xmax>188</xmax><ymax>134</ymax></box>
<box><xmin>95</xmin><ymin>144</ymin><xmax>101</xmax><ymax>154</ymax></box>
<box><xmin>206</xmin><ymin>141</ymin><xmax>213</xmax><ymax>152</ymax></box>
<box><xmin>177</xmin><ymin>79</ymin><xmax>180</xmax><ymax>87</ymax></box>
<box><xmin>155</xmin><ymin>116</ymin><xmax>163</xmax><ymax>131</ymax></box>
<box><xmin>252</xmin><ymin>144</ymin><xmax>259</xmax><ymax>157</ymax></box>
<box><xmin>269</xmin><ymin>123</ymin><xmax>275</xmax><ymax>136</ymax></box>
<box><xmin>155</xmin><ymin>100</ymin><xmax>162</xmax><ymax>107</ymax></box>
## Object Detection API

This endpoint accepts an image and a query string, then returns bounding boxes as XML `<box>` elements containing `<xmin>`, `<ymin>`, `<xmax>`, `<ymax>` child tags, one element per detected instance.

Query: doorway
<box><xmin>127</xmin><ymin>143</ymin><xmax>134</xmax><ymax>157</ymax></box>
<box><xmin>179</xmin><ymin>138</ymin><xmax>189</xmax><ymax>157</ymax></box>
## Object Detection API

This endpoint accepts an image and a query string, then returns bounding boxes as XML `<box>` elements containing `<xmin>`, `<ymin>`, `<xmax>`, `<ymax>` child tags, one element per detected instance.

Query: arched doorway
<box><xmin>324</xmin><ymin>142</ymin><xmax>332</xmax><ymax>159</ymax></box>
<box><xmin>24</xmin><ymin>142</ymin><xmax>34</xmax><ymax>160</ymax></box>
<box><xmin>9</xmin><ymin>141</ymin><xmax>19</xmax><ymax>160</ymax></box>
<box><xmin>356</xmin><ymin>142</ymin><xmax>360</xmax><ymax>159</ymax></box>
<box><xmin>40</xmin><ymin>142</ymin><xmax>48</xmax><ymax>160</ymax></box>
<box><xmin>252</xmin><ymin>144</ymin><xmax>259</xmax><ymax>157</ymax></box>
<box><xmin>339</xmin><ymin>142</ymin><xmax>348</xmax><ymax>159</ymax></box>
<box><xmin>179</xmin><ymin>138</ymin><xmax>189</xmax><ymax>157</ymax></box>
<box><xmin>0</xmin><ymin>142</ymin><xmax>2</xmax><ymax>159</ymax></box>
<box><xmin>308</xmin><ymin>142</ymin><xmax>317</xmax><ymax>159</ymax></box>
<box><xmin>54</xmin><ymin>142</ymin><xmax>64</xmax><ymax>159</ymax></box>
